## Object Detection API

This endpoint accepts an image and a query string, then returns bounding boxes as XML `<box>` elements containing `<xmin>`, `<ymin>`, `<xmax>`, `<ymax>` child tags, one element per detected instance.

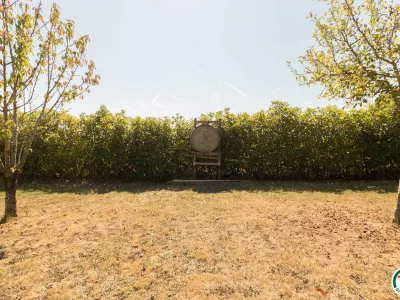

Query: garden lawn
<box><xmin>0</xmin><ymin>181</ymin><xmax>399</xmax><ymax>299</ymax></box>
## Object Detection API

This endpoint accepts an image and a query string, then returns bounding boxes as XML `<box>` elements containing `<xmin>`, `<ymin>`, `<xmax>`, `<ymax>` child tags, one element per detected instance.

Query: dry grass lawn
<box><xmin>0</xmin><ymin>181</ymin><xmax>400</xmax><ymax>299</ymax></box>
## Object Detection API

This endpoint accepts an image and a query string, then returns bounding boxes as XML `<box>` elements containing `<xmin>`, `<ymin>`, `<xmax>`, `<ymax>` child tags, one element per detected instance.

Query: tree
<box><xmin>290</xmin><ymin>0</ymin><xmax>400</xmax><ymax>223</ymax></box>
<box><xmin>0</xmin><ymin>0</ymin><xmax>100</xmax><ymax>222</ymax></box>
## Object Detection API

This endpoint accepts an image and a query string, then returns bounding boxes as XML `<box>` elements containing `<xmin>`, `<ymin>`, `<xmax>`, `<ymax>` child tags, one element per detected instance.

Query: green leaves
<box><xmin>0</xmin><ymin>0</ymin><xmax>100</xmax><ymax>173</ymax></box>
<box><xmin>21</xmin><ymin>102</ymin><xmax>400</xmax><ymax>181</ymax></box>
<box><xmin>291</xmin><ymin>0</ymin><xmax>400</xmax><ymax>108</ymax></box>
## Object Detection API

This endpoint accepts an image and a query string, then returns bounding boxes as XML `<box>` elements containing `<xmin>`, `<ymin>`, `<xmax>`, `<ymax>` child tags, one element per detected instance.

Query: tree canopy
<box><xmin>290</xmin><ymin>0</ymin><xmax>400</xmax><ymax>224</ymax></box>
<box><xmin>290</xmin><ymin>0</ymin><xmax>400</xmax><ymax>108</ymax></box>
<box><xmin>1</xmin><ymin>0</ymin><xmax>100</xmax><ymax>221</ymax></box>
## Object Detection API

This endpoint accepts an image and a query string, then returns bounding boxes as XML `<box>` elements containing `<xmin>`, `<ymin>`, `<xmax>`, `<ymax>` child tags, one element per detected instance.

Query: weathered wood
<box><xmin>195</xmin><ymin>155</ymin><xmax>219</xmax><ymax>160</ymax></box>
<box><xmin>171</xmin><ymin>180</ymin><xmax>250</xmax><ymax>183</ymax></box>
<box><xmin>191</xmin><ymin>119</ymin><xmax>222</xmax><ymax>180</ymax></box>
<box><xmin>190</xmin><ymin>125</ymin><xmax>221</xmax><ymax>153</ymax></box>
<box><xmin>196</xmin><ymin>120</ymin><xmax>221</xmax><ymax>124</ymax></box>
<box><xmin>193</xmin><ymin>162</ymin><xmax>220</xmax><ymax>166</ymax></box>
<box><xmin>195</xmin><ymin>152</ymin><xmax>220</xmax><ymax>156</ymax></box>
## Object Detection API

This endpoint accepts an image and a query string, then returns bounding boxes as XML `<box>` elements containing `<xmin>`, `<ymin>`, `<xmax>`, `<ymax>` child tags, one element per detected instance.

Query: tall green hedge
<box><xmin>22</xmin><ymin>101</ymin><xmax>400</xmax><ymax>181</ymax></box>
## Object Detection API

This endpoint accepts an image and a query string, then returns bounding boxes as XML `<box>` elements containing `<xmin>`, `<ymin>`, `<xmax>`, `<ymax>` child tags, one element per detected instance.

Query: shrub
<box><xmin>22</xmin><ymin>101</ymin><xmax>400</xmax><ymax>181</ymax></box>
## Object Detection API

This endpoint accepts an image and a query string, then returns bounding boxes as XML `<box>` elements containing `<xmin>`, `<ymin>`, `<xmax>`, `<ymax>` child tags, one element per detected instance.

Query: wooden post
<box><xmin>217</xmin><ymin>119</ymin><xmax>222</xmax><ymax>180</ymax></box>
<box><xmin>192</xmin><ymin>118</ymin><xmax>197</xmax><ymax>180</ymax></box>
<box><xmin>193</xmin><ymin>153</ymin><xmax>196</xmax><ymax>179</ymax></box>
<box><xmin>217</xmin><ymin>159</ymin><xmax>221</xmax><ymax>180</ymax></box>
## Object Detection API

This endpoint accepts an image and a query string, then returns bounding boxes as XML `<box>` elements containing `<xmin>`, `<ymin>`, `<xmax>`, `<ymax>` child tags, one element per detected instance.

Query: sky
<box><xmin>41</xmin><ymin>0</ymin><xmax>340</xmax><ymax>117</ymax></box>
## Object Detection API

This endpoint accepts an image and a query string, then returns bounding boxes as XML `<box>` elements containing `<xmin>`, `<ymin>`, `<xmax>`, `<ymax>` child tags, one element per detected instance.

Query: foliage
<box><xmin>289</xmin><ymin>0</ymin><xmax>400</xmax><ymax>109</ymax></box>
<box><xmin>0</xmin><ymin>0</ymin><xmax>100</xmax><ymax>220</ymax></box>
<box><xmin>22</xmin><ymin>101</ymin><xmax>400</xmax><ymax>181</ymax></box>
<box><xmin>0</xmin><ymin>0</ymin><xmax>100</xmax><ymax>176</ymax></box>
<box><xmin>288</xmin><ymin>0</ymin><xmax>400</xmax><ymax>223</ymax></box>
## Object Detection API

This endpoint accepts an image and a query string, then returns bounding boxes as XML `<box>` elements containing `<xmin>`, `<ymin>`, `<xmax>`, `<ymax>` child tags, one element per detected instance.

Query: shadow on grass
<box><xmin>13</xmin><ymin>179</ymin><xmax>398</xmax><ymax>195</ymax></box>
<box><xmin>0</xmin><ymin>245</ymin><xmax>6</xmax><ymax>260</ymax></box>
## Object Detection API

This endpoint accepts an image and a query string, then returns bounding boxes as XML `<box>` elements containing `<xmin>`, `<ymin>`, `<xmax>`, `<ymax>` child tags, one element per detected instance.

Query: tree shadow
<box><xmin>14</xmin><ymin>179</ymin><xmax>398</xmax><ymax>195</ymax></box>
<box><xmin>0</xmin><ymin>245</ymin><xmax>7</xmax><ymax>260</ymax></box>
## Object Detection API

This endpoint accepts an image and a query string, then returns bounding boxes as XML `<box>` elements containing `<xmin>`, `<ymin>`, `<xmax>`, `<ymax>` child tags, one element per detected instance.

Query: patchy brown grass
<box><xmin>0</xmin><ymin>181</ymin><xmax>399</xmax><ymax>299</ymax></box>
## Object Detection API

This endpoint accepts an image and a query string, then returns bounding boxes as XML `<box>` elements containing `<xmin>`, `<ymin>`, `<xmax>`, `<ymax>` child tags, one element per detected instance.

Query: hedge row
<box><xmin>23</xmin><ymin>101</ymin><xmax>400</xmax><ymax>181</ymax></box>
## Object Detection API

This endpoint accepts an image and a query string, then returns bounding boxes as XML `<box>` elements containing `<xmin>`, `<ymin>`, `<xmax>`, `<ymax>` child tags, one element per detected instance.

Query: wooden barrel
<box><xmin>190</xmin><ymin>124</ymin><xmax>221</xmax><ymax>153</ymax></box>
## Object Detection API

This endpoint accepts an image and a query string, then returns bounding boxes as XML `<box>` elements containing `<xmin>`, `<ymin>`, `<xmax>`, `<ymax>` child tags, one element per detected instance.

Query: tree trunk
<box><xmin>2</xmin><ymin>171</ymin><xmax>18</xmax><ymax>221</ymax></box>
<box><xmin>394</xmin><ymin>179</ymin><xmax>400</xmax><ymax>224</ymax></box>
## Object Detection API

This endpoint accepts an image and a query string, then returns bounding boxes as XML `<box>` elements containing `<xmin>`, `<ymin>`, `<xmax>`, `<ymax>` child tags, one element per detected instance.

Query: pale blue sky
<box><xmin>45</xmin><ymin>0</ymin><xmax>339</xmax><ymax>117</ymax></box>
